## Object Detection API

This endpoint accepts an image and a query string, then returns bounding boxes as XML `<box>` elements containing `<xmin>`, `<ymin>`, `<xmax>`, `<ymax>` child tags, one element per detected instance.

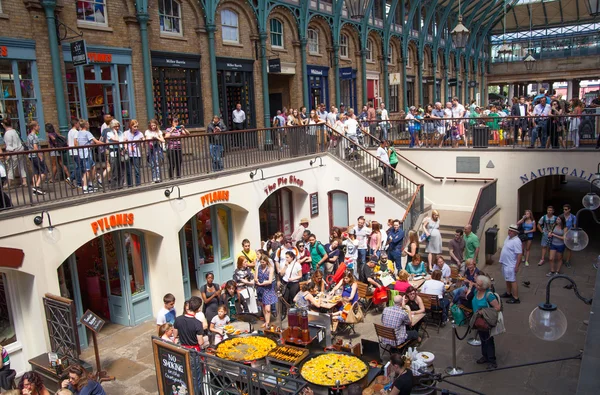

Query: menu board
<box><xmin>153</xmin><ymin>338</ymin><xmax>195</xmax><ymax>395</ymax></box>
<box><xmin>80</xmin><ymin>309</ymin><xmax>105</xmax><ymax>334</ymax></box>
<box><xmin>310</xmin><ymin>192</ymin><xmax>319</xmax><ymax>218</ymax></box>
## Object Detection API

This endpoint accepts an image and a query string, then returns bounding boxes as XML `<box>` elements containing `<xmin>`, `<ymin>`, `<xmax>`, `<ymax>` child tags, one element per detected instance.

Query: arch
<box><xmin>180</xmin><ymin>0</ymin><xmax>205</xmax><ymax>27</ymax></box>
<box><xmin>257</xmin><ymin>184</ymin><xmax>307</xmax><ymax>207</ymax></box>
<box><xmin>340</xmin><ymin>23</ymin><xmax>361</xmax><ymax>57</ymax></box>
<box><xmin>423</xmin><ymin>45</ymin><xmax>433</xmax><ymax>75</ymax></box>
<box><xmin>367</xmin><ymin>30</ymin><xmax>382</xmax><ymax>58</ymax></box>
<box><xmin>217</xmin><ymin>0</ymin><xmax>258</xmax><ymax>38</ymax></box>
<box><xmin>307</xmin><ymin>27</ymin><xmax>320</xmax><ymax>54</ymax></box>
<box><xmin>307</xmin><ymin>15</ymin><xmax>333</xmax><ymax>49</ymax></box>
<box><xmin>407</xmin><ymin>41</ymin><xmax>418</xmax><ymax>72</ymax></box>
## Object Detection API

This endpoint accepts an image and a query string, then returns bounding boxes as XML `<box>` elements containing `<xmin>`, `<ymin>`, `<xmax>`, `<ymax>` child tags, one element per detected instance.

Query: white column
<box><xmin>566</xmin><ymin>80</ymin><xmax>574</xmax><ymax>100</ymax></box>
<box><xmin>508</xmin><ymin>84</ymin><xmax>515</xmax><ymax>100</ymax></box>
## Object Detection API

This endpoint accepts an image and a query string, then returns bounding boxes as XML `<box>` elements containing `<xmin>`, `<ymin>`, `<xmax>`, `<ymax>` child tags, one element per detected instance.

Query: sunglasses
<box><xmin>298</xmin><ymin>244</ymin><xmax>304</xmax><ymax>247</ymax></box>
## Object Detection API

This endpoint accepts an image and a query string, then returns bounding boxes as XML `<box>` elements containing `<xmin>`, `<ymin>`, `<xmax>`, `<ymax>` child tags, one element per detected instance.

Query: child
<box><xmin>156</xmin><ymin>293</ymin><xmax>177</xmax><ymax>335</ymax></box>
<box><xmin>159</xmin><ymin>323</ymin><xmax>177</xmax><ymax>343</ymax></box>
<box><xmin>210</xmin><ymin>305</ymin><xmax>231</xmax><ymax>345</ymax></box>
<box><xmin>219</xmin><ymin>280</ymin><xmax>247</xmax><ymax>320</ymax></box>
<box><xmin>342</xmin><ymin>230</ymin><xmax>359</xmax><ymax>278</ymax></box>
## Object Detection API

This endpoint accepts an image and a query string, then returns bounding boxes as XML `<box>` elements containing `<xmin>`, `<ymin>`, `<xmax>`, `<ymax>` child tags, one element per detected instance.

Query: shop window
<box><xmin>152</xmin><ymin>66</ymin><xmax>203</xmax><ymax>128</ymax></box>
<box><xmin>389</xmin><ymin>85</ymin><xmax>399</xmax><ymax>113</ymax></box>
<box><xmin>0</xmin><ymin>59</ymin><xmax>42</xmax><ymax>139</ymax></box>
<box><xmin>0</xmin><ymin>273</ymin><xmax>17</xmax><ymax>346</ymax></box>
<box><xmin>308</xmin><ymin>29</ymin><xmax>319</xmax><ymax>54</ymax></box>
<box><xmin>124</xmin><ymin>232</ymin><xmax>145</xmax><ymax>296</ymax></box>
<box><xmin>339</xmin><ymin>34</ymin><xmax>349</xmax><ymax>58</ymax></box>
<box><xmin>407</xmin><ymin>49</ymin><xmax>412</xmax><ymax>69</ymax></box>
<box><xmin>221</xmin><ymin>9</ymin><xmax>239</xmax><ymax>43</ymax></box>
<box><xmin>328</xmin><ymin>191</ymin><xmax>349</xmax><ymax>230</ymax></box>
<box><xmin>366</xmin><ymin>39</ymin><xmax>373</xmax><ymax>61</ymax></box>
<box><xmin>216</xmin><ymin>207</ymin><xmax>231</xmax><ymax>260</ymax></box>
<box><xmin>76</xmin><ymin>0</ymin><xmax>107</xmax><ymax>26</ymax></box>
<box><xmin>159</xmin><ymin>0</ymin><xmax>182</xmax><ymax>35</ymax></box>
<box><xmin>270</xmin><ymin>18</ymin><xmax>284</xmax><ymax>49</ymax></box>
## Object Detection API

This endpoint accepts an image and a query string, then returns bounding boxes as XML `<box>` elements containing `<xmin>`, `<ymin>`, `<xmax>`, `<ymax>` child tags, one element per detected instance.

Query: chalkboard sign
<box><xmin>80</xmin><ymin>310</ymin><xmax>105</xmax><ymax>334</ymax></box>
<box><xmin>70</xmin><ymin>40</ymin><xmax>88</xmax><ymax>67</ymax></box>
<box><xmin>153</xmin><ymin>338</ymin><xmax>195</xmax><ymax>395</ymax></box>
<box><xmin>310</xmin><ymin>192</ymin><xmax>319</xmax><ymax>218</ymax></box>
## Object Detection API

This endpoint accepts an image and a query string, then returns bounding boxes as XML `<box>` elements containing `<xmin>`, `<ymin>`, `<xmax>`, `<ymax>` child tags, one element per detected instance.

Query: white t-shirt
<box><xmin>276</xmin><ymin>246</ymin><xmax>298</xmax><ymax>272</ymax></box>
<box><xmin>195</xmin><ymin>311</ymin><xmax>208</xmax><ymax>329</ymax></box>
<box><xmin>353</xmin><ymin>226</ymin><xmax>372</xmax><ymax>250</ymax></box>
<box><xmin>345</xmin><ymin>118</ymin><xmax>359</xmax><ymax>136</ymax></box>
<box><xmin>499</xmin><ymin>235</ymin><xmax>523</xmax><ymax>267</ymax></box>
<box><xmin>156</xmin><ymin>307</ymin><xmax>177</xmax><ymax>326</ymax></box>
<box><xmin>68</xmin><ymin>127</ymin><xmax>79</xmax><ymax>156</ymax></box>
<box><xmin>145</xmin><ymin>129</ymin><xmax>163</xmax><ymax>140</ymax></box>
<box><xmin>452</xmin><ymin>104</ymin><xmax>465</xmax><ymax>118</ymax></box>
<box><xmin>422</xmin><ymin>279</ymin><xmax>445</xmax><ymax>298</ymax></box>
<box><xmin>282</xmin><ymin>259</ymin><xmax>302</xmax><ymax>283</ymax></box>
<box><xmin>376</xmin><ymin>146</ymin><xmax>390</xmax><ymax>166</ymax></box>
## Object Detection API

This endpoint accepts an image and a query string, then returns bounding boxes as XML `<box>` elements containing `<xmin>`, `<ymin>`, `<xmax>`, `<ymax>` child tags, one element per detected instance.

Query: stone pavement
<box><xmin>83</xmin><ymin>240</ymin><xmax>597</xmax><ymax>395</ymax></box>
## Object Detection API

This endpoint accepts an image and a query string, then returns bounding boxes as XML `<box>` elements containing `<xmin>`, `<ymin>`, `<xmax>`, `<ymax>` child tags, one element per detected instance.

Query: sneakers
<box><xmin>82</xmin><ymin>188</ymin><xmax>95</xmax><ymax>194</ymax></box>
<box><xmin>538</xmin><ymin>259</ymin><xmax>545</xmax><ymax>266</ymax></box>
<box><xmin>476</xmin><ymin>357</ymin><xmax>488</xmax><ymax>364</ymax></box>
<box><xmin>499</xmin><ymin>292</ymin><xmax>512</xmax><ymax>298</ymax></box>
<box><xmin>525</xmin><ymin>261</ymin><xmax>529</xmax><ymax>267</ymax></box>
<box><xmin>564</xmin><ymin>261</ymin><xmax>572</xmax><ymax>268</ymax></box>
<box><xmin>506</xmin><ymin>298</ymin><xmax>521</xmax><ymax>304</ymax></box>
<box><xmin>486</xmin><ymin>362</ymin><xmax>498</xmax><ymax>370</ymax></box>
<box><xmin>546</xmin><ymin>272</ymin><xmax>555</xmax><ymax>277</ymax></box>
<box><xmin>32</xmin><ymin>187</ymin><xmax>46</xmax><ymax>195</ymax></box>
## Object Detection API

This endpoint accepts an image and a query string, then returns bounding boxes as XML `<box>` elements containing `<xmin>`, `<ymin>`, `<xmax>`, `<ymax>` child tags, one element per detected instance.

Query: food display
<box><xmin>215</xmin><ymin>336</ymin><xmax>277</xmax><ymax>362</ymax></box>
<box><xmin>267</xmin><ymin>345</ymin><xmax>309</xmax><ymax>365</ymax></box>
<box><xmin>301</xmin><ymin>354</ymin><xmax>369</xmax><ymax>386</ymax></box>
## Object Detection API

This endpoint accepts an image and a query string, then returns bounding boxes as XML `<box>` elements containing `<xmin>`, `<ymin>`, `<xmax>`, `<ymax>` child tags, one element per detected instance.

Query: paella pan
<box><xmin>215</xmin><ymin>335</ymin><xmax>277</xmax><ymax>362</ymax></box>
<box><xmin>299</xmin><ymin>352</ymin><xmax>369</xmax><ymax>387</ymax></box>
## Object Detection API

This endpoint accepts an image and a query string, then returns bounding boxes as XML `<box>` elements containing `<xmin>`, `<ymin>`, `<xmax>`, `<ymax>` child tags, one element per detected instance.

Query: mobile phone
<box><xmin>176</xmin><ymin>125</ymin><xmax>182</xmax><ymax>130</ymax></box>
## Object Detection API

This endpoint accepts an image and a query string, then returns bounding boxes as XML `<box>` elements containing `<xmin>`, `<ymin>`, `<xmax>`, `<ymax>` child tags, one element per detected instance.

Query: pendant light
<box><xmin>497</xmin><ymin>0</ymin><xmax>512</xmax><ymax>62</ymax></box>
<box><xmin>523</xmin><ymin>3</ymin><xmax>536</xmax><ymax>71</ymax></box>
<box><xmin>451</xmin><ymin>0</ymin><xmax>470</xmax><ymax>49</ymax></box>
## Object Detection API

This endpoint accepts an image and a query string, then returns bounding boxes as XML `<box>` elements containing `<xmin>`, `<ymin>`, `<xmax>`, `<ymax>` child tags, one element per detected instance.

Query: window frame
<box><xmin>387</xmin><ymin>43</ymin><xmax>393</xmax><ymax>65</ymax></box>
<box><xmin>366</xmin><ymin>38</ymin><xmax>373</xmax><ymax>62</ymax></box>
<box><xmin>76</xmin><ymin>0</ymin><xmax>108</xmax><ymax>27</ymax></box>
<box><xmin>340</xmin><ymin>34</ymin><xmax>349</xmax><ymax>58</ymax></box>
<box><xmin>158</xmin><ymin>0</ymin><xmax>183</xmax><ymax>36</ymax></box>
<box><xmin>308</xmin><ymin>28</ymin><xmax>320</xmax><ymax>54</ymax></box>
<box><xmin>221</xmin><ymin>9</ymin><xmax>240</xmax><ymax>44</ymax></box>
<box><xmin>0</xmin><ymin>272</ymin><xmax>22</xmax><ymax>351</ymax></box>
<box><xmin>270</xmin><ymin>18</ymin><xmax>284</xmax><ymax>49</ymax></box>
<box><xmin>328</xmin><ymin>190</ymin><xmax>349</xmax><ymax>230</ymax></box>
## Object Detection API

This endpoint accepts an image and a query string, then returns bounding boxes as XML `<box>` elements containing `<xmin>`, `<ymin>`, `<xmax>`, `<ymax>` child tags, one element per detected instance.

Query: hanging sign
<box><xmin>70</xmin><ymin>40</ymin><xmax>88</xmax><ymax>67</ymax></box>
<box><xmin>268</xmin><ymin>58</ymin><xmax>281</xmax><ymax>73</ymax></box>
<box><xmin>310</xmin><ymin>193</ymin><xmax>319</xmax><ymax>218</ymax></box>
<box><xmin>80</xmin><ymin>309</ymin><xmax>105</xmax><ymax>334</ymax></box>
<box><xmin>389</xmin><ymin>73</ymin><xmax>401</xmax><ymax>85</ymax></box>
<box><xmin>153</xmin><ymin>338</ymin><xmax>196</xmax><ymax>395</ymax></box>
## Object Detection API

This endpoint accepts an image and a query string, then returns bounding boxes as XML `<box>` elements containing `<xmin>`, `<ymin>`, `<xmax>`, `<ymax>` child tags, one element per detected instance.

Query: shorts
<box><xmin>502</xmin><ymin>264</ymin><xmax>516</xmax><ymax>282</ymax></box>
<box><xmin>550</xmin><ymin>244</ymin><xmax>566</xmax><ymax>253</ymax></box>
<box><xmin>436</xmin><ymin>126</ymin><xmax>446</xmax><ymax>135</ymax></box>
<box><xmin>541</xmin><ymin>233</ymin><xmax>549</xmax><ymax>246</ymax></box>
<box><xmin>78</xmin><ymin>156</ymin><xmax>95</xmax><ymax>172</ymax></box>
<box><xmin>30</xmin><ymin>157</ymin><xmax>47</xmax><ymax>175</ymax></box>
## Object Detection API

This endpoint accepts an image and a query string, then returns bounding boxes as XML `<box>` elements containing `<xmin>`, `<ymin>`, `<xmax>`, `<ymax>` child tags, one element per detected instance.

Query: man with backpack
<box><xmin>308</xmin><ymin>234</ymin><xmax>327</xmax><ymax>275</ymax></box>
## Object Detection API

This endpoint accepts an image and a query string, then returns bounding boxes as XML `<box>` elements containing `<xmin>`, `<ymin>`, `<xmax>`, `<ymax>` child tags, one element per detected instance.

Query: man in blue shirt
<box><xmin>386</xmin><ymin>219</ymin><xmax>405</xmax><ymax>272</ymax></box>
<box><xmin>531</xmin><ymin>96</ymin><xmax>551</xmax><ymax>148</ymax></box>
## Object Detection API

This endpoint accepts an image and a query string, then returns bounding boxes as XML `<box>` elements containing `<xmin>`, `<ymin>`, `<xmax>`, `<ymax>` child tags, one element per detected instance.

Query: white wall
<box><xmin>0</xmin><ymin>155</ymin><xmax>405</xmax><ymax>371</ymax></box>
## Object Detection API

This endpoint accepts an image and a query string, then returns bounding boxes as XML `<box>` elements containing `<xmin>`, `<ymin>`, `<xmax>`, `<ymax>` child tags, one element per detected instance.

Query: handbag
<box><xmin>343</xmin><ymin>302</ymin><xmax>364</xmax><ymax>324</ymax></box>
<box><xmin>451</xmin><ymin>304</ymin><xmax>467</xmax><ymax>326</ymax></box>
<box><xmin>473</xmin><ymin>315</ymin><xmax>490</xmax><ymax>331</ymax></box>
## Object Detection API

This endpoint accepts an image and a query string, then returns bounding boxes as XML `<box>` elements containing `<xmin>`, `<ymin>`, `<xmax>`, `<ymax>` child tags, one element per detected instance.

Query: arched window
<box><xmin>407</xmin><ymin>48</ymin><xmax>412</xmax><ymax>68</ymax></box>
<box><xmin>308</xmin><ymin>28</ymin><xmax>319</xmax><ymax>54</ymax></box>
<box><xmin>221</xmin><ymin>9</ymin><xmax>239</xmax><ymax>43</ymax></box>
<box><xmin>159</xmin><ymin>0</ymin><xmax>182</xmax><ymax>35</ymax></box>
<box><xmin>366</xmin><ymin>38</ymin><xmax>373</xmax><ymax>61</ymax></box>
<box><xmin>387</xmin><ymin>43</ymin><xmax>393</xmax><ymax>64</ymax></box>
<box><xmin>340</xmin><ymin>34</ymin><xmax>349</xmax><ymax>58</ymax></box>
<box><xmin>270</xmin><ymin>18</ymin><xmax>284</xmax><ymax>48</ymax></box>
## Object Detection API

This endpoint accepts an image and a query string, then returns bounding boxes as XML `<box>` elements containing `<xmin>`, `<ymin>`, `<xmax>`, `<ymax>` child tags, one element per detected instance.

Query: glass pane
<box><xmin>23</xmin><ymin>99</ymin><xmax>37</xmax><ymax>123</ymax></box>
<box><xmin>0</xmin><ymin>273</ymin><xmax>17</xmax><ymax>346</ymax></box>
<box><xmin>332</xmin><ymin>192</ymin><xmax>349</xmax><ymax>227</ymax></box>
<box><xmin>124</xmin><ymin>232</ymin><xmax>146</xmax><ymax>296</ymax></box>
<box><xmin>196</xmin><ymin>208</ymin><xmax>215</xmax><ymax>264</ymax></box>
<box><xmin>83</xmin><ymin>65</ymin><xmax>95</xmax><ymax>80</ymax></box>
<box><xmin>103</xmin><ymin>233</ymin><xmax>122</xmax><ymax>296</ymax></box>
<box><xmin>216</xmin><ymin>207</ymin><xmax>230</xmax><ymax>260</ymax></box>
<box><xmin>100</xmin><ymin>65</ymin><xmax>112</xmax><ymax>81</ymax></box>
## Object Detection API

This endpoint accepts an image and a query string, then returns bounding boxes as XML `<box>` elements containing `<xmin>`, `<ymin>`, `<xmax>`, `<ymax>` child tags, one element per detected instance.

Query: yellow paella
<box><xmin>301</xmin><ymin>354</ymin><xmax>368</xmax><ymax>386</ymax></box>
<box><xmin>215</xmin><ymin>336</ymin><xmax>277</xmax><ymax>362</ymax></box>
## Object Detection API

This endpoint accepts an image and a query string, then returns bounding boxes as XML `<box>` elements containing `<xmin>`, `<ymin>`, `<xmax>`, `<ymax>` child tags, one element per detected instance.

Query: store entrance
<box><xmin>57</xmin><ymin>230</ymin><xmax>152</xmax><ymax>348</ymax></box>
<box><xmin>84</xmin><ymin>84</ymin><xmax>115</xmax><ymax>136</ymax></box>
<box><xmin>259</xmin><ymin>188</ymin><xmax>293</xmax><ymax>241</ymax></box>
<box><xmin>310</xmin><ymin>88</ymin><xmax>321</xmax><ymax>111</ymax></box>
<box><xmin>216</xmin><ymin>70</ymin><xmax>255</xmax><ymax>131</ymax></box>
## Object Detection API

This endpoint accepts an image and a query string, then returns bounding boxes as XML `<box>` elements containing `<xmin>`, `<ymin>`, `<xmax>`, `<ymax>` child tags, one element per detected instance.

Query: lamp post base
<box><xmin>445</xmin><ymin>366</ymin><xmax>464</xmax><ymax>375</ymax></box>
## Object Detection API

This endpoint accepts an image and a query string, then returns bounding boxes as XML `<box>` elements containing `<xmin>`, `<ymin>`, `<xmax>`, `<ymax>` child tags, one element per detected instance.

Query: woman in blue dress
<box><xmin>330</xmin><ymin>270</ymin><xmax>359</xmax><ymax>321</ymax></box>
<box><xmin>256</xmin><ymin>255</ymin><xmax>277</xmax><ymax>328</ymax></box>
<box><xmin>517</xmin><ymin>209</ymin><xmax>535</xmax><ymax>266</ymax></box>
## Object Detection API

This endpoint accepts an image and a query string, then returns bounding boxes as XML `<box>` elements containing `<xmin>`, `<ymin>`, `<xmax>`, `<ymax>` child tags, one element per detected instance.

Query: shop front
<box><xmin>63</xmin><ymin>45</ymin><xmax>136</xmax><ymax>137</ymax></box>
<box><xmin>57</xmin><ymin>228</ymin><xmax>152</xmax><ymax>348</ymax></box>
<box><xmin>216</xmin><ymin>57</ymin><xmax>256</xmax><ymax>130</ymax></box>
<box><xmin>268</xmin><ymin>61</ymin><xmax>296</xmax><ymax>115</ymax></box>
<box><xmin>0</xmin><ymin>37</ymin><xmax>44</xmax><ymax>140</ymax></box>
<box><xmin>366</xmin><ymin>71</ymin><xmax>380</xmax><ymax>107</ymax></box>
<box><xmin>259</xmin><ymin>187</ymin><xmax>293</xmax><ymax>241</ymax></box>
<box><xmin>339</xmin><ymin>67</ymin><xmax>357</xmax><ymax>111</ymax></box>
<box><xmin>307</xmin><ymin>65</ymin><xmax>329</xmax><ymax>111</ymax></box>
<box><xmin>151</xmin><ymin>51</ymin><xmax>203</xmax><ymax>129</ymax></box>
<box><xmin>179</xmin><ymin>204</ymin><xmax>234</xmax><ymax>298</ymax></box>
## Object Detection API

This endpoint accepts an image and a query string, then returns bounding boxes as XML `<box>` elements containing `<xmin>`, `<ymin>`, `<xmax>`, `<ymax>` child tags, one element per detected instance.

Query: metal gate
<box><xmin>43</xmin><ymin>293</ymin><xmax>81</xmax><ymax>360</ymax></box>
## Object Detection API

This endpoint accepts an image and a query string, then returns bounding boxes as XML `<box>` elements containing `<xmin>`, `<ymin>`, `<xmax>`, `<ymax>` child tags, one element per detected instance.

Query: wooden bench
<box><xmin>374</xmin><ymin>323</ymin><xmax>414</xmax><ymax>357</ymax></box>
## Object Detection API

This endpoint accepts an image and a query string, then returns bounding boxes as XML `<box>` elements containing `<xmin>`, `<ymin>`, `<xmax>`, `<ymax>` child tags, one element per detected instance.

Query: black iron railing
<box><xmin>469</xmin><ymin>180</ymin><xmax>498</xmax><ymax>234</ymax></box>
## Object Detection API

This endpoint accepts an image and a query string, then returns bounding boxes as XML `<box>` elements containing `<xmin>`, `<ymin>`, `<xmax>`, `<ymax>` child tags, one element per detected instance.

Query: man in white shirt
<box><xmin>344</xmin><ymin>109</ymin><xmax>360</xmax><ymax>160</ymax></box>
<box><xmin>232</xmin><ymin>103</ymin><xmax>246</xmax><ymax>130</ymax></box>
<box><xmin>1</xmin><ymin>117</ymin><xmax>28</xmax><ymax>186</ymax></box>
<box><xmin>499</xmin><ymin>225</ymin><xmax>523</xmax><ymax>304</ymax></box>
<box><xmin>531</xmin><ymin>97</ymin><xmax>551</xmax><ymax>148</ymax></box>
<box><xmin>376</xmin><ymin>139</ymin><xmax>391</xmax><ymax>187</ymax></box>
<box><xmin>326</xmin><ymin>106</ymin><xmax>337</xmax><ymax>128</ymax></box>
<box><xmin>353</xmin><ymin>216</ymin><xmax>372</xmax><ymax>271</ymax></box>
<box><xmin>379</xmin><ymin>103</ymin><xmax>389</xmax><ymax>141</ymax></box>
<box><xmin>67</xmin><ymin>119</ymin><xmax>81</xmax><ymax>187</ymax></box>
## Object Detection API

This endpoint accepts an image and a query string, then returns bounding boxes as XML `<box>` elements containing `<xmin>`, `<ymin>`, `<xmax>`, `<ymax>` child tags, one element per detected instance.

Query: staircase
<box><xmin>431</xmin><ymin>210</ymin><xmax>473</xmax><ymax>263</ymax></box>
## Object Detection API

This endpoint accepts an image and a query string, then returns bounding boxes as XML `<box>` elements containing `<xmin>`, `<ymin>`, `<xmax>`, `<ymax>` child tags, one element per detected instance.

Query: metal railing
<box><xmin>356</xmin><ymin>111</ymin><xmax>600</xmax><ymax>149</ymax></box>
<box><xmin>468</xmin><ymin>180</ymin><xmax>498</xmax><ymax>234</ymax></box>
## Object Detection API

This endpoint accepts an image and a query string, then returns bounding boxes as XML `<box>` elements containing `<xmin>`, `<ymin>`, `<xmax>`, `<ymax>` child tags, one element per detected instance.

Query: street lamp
<box><xmin>345</xmin><ymin>0</ymin><xmax>369</xmax><ymax>20</ymax></box>
<box><xmin>564</xmin><ymin>169</ymin><xmax>600</xmax><ymax>252</ymax></box>
<box><xmin>497</xmin><ymin>43</ymin><xmax>512</xmax><ymax>63</ymax></box>
<box><xmin>585</xmin><ymin>0</ymin><xmax>600</xmax><ymax>16</ymax></box>
<box><xmin>523</xmin><ymin>53</ymin><xmax>536</xmax><ymax>71</ymax></box>
<box><xmin>33</xmin><ymin>211</ymin><xmax>61</xmax><ymax>244</ymax></box>
<box><xmin>529</xmin><ymin>275</ymin><xmax>593</xmax><ymax>341</ymax></box>
<box><xmin>451</xmin><ymin>0</ymin><xmax>470</xmax><ymax>49</ymax></box>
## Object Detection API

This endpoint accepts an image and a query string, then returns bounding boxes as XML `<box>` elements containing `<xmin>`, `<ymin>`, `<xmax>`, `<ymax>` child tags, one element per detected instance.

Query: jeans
<box><xmin>168</xmin><ymin>148</ymin><xmax>182</xmax><ymax>178</ymax></box>
<box><xmin>126</xmin><ymin>157</ymin><xmax>141</xmax><ymax>186</ymax></box>
<box><xmin>408</xmin><ymin>126</ymin><xmax>416</xmax><ymax>147</ymax></box>
<box><xmin>381</xmin><ymin>166</ymin><xmax>392</xmax><ymax>187</ymax></box>
<box><xmin>531</xmin><ymin>119</ymin><xmax>547</xmax><ymax>147</ymax></box>
<box><xmin>380</xmin><ymin>124</ymin><xmax>389</xmax><ymax>141</ymax></box>
<box><xmin>357</xmin><ymin>248</ymin><xmax>368</xmax><ymax>269</ymax></box>
<box><xmin>69</xmin><ymin>155</ymin><xmax>81</xmax><ymax>186</ymax></box>
<box><xmin>452</xmin><ymin>285</ymin><xmax>468</xmax><ymax>304</ymax></box>
<box><xmin>209</xmin><ymin>144</ymin><xmax>224</xmax><ymax>171</ymax></box>
<box><xmin>389</xmin><ymin>250</ymin><xmax>403</xmax><ymax>272</ymax></box>
<box><xmin>149</xmin><ymin>149</ymin><xmax>162</xmax><ymax>181</ymax></box>
<box><xmin>479</xmin><ymin>330</ymin><xmax>496</xmax><ymax>364</ymax></box>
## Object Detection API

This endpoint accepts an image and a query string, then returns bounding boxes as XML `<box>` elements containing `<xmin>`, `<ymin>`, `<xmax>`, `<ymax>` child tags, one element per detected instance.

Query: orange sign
<box><xmin>0</xmin><ymin>47</ymin><xmax>7</xmax><ymax>57</ymax></box>
<box><xmin>91</xmin><ymin>213</ymin><xmax>134</xmax><ymax>235</ymax></box>
<box><xmin>88</xmin><ymin>52</ymin><xmax>112</xmax><ymax>63</ymax></box>
<box><xmin>201</xmin><ymin>190</ymin><xmax>230</xmax><ymax>207</ymax></box>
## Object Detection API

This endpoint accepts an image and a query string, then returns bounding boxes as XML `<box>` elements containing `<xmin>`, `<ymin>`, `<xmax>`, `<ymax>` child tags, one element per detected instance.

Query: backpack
<box><xmin>54</xmin><ymin>133</ymin><xmax>68</xmax><ymax>148</ymax></box>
